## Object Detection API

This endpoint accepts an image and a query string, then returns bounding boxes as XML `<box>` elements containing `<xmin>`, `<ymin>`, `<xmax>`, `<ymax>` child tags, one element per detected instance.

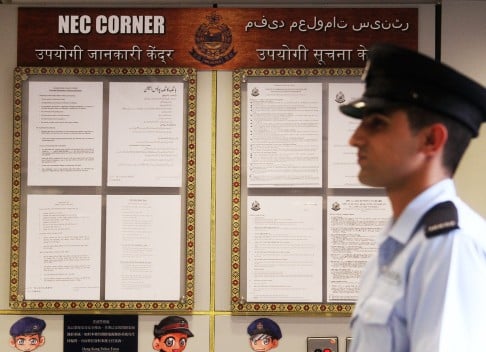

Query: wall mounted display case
<box><xmin>10</xmin><ymin>66</ymin><xmax>197</xmax><ymax>312</ymax></box>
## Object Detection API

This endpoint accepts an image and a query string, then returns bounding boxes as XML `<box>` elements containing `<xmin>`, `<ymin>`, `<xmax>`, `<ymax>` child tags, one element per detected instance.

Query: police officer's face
<box><xmin>349</xmin><ymin>109</ymin><xmax>429</xmax><ymax>190</ymax></box>
<box><xmin>11</xmin><ymin>334</ymin><xmax>45</xmax><ymax>351</ymax></box>
<box><xmin>152</xmin><ymin>332</ymin><xmax>188</xmax><ymax>352</ymax></box>
<box><xmin>249</xmin><ymin>335</ymin><xmax>279</xmax><ymax>352</ymax></box>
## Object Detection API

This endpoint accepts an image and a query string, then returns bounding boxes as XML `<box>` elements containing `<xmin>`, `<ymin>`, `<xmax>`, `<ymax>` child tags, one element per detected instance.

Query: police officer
<box><xmin>9</xmin><ymin>317</ymin><xmax>46</xmax><ymax>351</ymax></box>
<box><xmin>339</xmin><ymin>43</ymin><xmax>486</xmax><ymax>351</ymax></box>
<box><xmin>247</xmin><ymin>318</ymin><xmax>282</xmax><ymax>352</ymax></box>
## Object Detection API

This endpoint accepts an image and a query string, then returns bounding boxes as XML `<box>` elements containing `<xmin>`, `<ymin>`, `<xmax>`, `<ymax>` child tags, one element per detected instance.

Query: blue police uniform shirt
<box><xmin>350</xmin><ymin>179</ymin><xmax>486</xmax><ymax>352</ymax></box>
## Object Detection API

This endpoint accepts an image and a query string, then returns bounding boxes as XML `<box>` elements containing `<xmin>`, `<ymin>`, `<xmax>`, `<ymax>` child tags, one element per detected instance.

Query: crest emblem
<box><xmin>335</xmin><ymin>91</ymin><xmax>345</xmax><ymax>104</ymax></box>
<box><xmin>190</xmin><ymin>12</ymin><xmax>237</xmax><ymax>66</ymax></box>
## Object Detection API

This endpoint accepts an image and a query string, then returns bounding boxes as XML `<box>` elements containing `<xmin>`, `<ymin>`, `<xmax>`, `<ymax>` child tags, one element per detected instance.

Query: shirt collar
<box><xmin>386</xmin><ymin>179</ymin><xmax>457</xmax><ymax>244</ymax></box>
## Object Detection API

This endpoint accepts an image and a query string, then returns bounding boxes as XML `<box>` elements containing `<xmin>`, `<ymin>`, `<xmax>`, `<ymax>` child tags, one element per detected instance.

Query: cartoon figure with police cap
<box><xmin>9</xmin><ymin>317</ymin><xmax>46</xmax><ymax>351</ymax></box>
<box><xmin>247</xmin><ymin>317</ymin><xmax>282</xmax><ymax>352</ymax></box>
<box><xmin>152</xmin><ymin>316</ymin><xmax>194</xmax><ymax>352</ymax></box>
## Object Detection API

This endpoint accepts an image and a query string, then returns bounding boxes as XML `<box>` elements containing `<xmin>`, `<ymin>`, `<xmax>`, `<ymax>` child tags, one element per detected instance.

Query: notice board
<box><xmin>10</xmin><ymin>66</ymin><xmax>197</xmax><ymax>312</ymax></box>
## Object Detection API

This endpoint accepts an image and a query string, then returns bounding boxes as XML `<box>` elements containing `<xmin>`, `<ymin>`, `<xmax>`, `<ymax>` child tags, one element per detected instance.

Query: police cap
<box><xmin>247</xmin><ymin>318</ymin><xmax>282</xmax><ymax>340</ymax></box>
<box><xmin>339</xmin><ymin>43</ymin><xmax>486</xmax><ymax>137</ymax></box>
<box><xmin>10</xmin><ymin>317</ymin><xmax>46</xmax><ymax>337</ymax></box>
<box><xmin>153</xmin><ymin>316</ymin><xmax>194</xmax><ymax>338</ymax></box>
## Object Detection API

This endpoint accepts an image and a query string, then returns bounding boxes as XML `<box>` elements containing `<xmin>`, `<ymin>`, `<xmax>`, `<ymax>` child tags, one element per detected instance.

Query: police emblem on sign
<box><xmin>190</xmin><ymin>12</ymin><xmax>237</xmax><ymax>66</ymax></box>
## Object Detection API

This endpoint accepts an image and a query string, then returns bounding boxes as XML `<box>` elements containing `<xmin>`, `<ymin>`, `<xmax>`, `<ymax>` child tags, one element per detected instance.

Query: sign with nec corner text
<box><xmin>17</xmin><ymin>7</ymin><xmax>418</xmax><ymax>69</ymax></box>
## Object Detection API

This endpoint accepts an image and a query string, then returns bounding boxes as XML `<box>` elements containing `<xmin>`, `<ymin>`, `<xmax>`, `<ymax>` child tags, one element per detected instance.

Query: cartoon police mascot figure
<box><xmin>247</xmin><ymin>318</ymin><xmax>282</xmax><ymax>352</ymax></box>
<box><xmin>9</xmin><ymin>317</ymin><xmax>46</xmax><ymax>351</ymax></box>
<box><xmin>152</xmin><ymin>316</ymin><xmax>194</xmax><ymax>352</ymax></box>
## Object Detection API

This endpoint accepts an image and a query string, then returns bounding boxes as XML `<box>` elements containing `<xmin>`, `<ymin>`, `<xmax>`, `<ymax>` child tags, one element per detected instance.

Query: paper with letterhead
<box><xmin>247</xmin><ymin>196</ymin><xmax>323</xmax><ymax>302</ymax></box>
<box><xmin>27</xmin><ymin>81</ymin><xmax>103</xmax><ymax>186</ymax></box>
<box><xmin>247</xmin><ymin>82</ymin><xmax>322</xmax><ymax>188</ymax></box>
<box><xmin>326</xmin><ymin>195</ymin><xmax>391</xmax><ymax>302</ymax></box>
<box><xmin>327</xmin><ymin>82</ymin><xmax>368</xmax><ymax>188</ymax></box>
<box><xmin>25</xmin><ymin>194</ymin><xmax>102</xmax><ymax>300</ymax></box>
<box><xmin>107</xmin><ymin>82</ymin><xmax>184</xmax><ymax>187</ymax></box>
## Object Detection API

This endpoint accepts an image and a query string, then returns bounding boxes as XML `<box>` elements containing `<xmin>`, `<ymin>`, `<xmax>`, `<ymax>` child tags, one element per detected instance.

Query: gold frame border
<box><xmin>230</xmin><ymin>67</ymin><xmax>362</xmax><ymax>315</ymax></box>
<box><xmin>10</xmin><ymin>66</ymin><xmax>197</xmax><ymax>312</ymax></box>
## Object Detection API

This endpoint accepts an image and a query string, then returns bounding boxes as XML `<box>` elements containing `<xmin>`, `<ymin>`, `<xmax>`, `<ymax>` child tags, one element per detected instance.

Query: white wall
<box><xmin>442</xmin><ymin>1</ymin><xmax>486</xmax><ymax>216</ymax></box>
<box><xmin>0</xmin><ymin>2</ymin><xmax>485</xmax><ymax>352</ymax></box>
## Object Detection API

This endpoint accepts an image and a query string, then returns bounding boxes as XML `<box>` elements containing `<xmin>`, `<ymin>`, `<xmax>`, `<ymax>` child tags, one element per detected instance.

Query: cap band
<box><xmin>161</xmin><ymin>322</ymin><xmax>189</xmax><ymax>331</ymax></box>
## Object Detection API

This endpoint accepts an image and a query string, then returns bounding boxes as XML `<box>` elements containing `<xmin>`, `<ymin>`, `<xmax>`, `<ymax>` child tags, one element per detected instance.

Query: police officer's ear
<box><xmin>9</xmin><ymin>337</ymin><xmax>16</xmax><ymax>348</ymax></box>
<box><xmin>271</xmin><ymin>338</ymin><xmax>279</xmax><ymax>349</ymax></box>
<box><xmin>153</xmin><ymin>338</ymin><xmax>162</xmax><ymax>351</ymax></box>
<box><xmin>39</xmin><ymin>336</ymin><xmax>46</xmax><ymax>346</ymax></box>
<box><xmin>421</xmin><ymin>123</ymin><xmax>448</xmax><ymax>154</ymax></box>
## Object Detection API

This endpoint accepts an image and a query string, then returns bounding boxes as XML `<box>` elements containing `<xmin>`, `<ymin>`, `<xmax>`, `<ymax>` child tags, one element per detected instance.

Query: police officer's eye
<box><xmin>164</xmin><ymin>337</ymin><xmax>175</xmax><ymax>347</ymax></box>
<box><xmin>29</xmin><ymin>338</ymin><xmax>38</xmax><ymax>344</ymax></box>
<box><xmin>16</xmin><ymin>338</ymin><xmax>25</xmax><ymax>345</ymax></box>
<box><xmin>262</xmin><ymin>337</ymin><xmax>270</xmax><ymax>345</ymax></box>
<box><xmin>362</xmin><ymin>114</ymin><xmax>388</xmax><ymax>130</ymax></box>
<box><xmin>180</xmin><ymin>338</ymin><xmax>187</xmax><ymax>346</ymax></box>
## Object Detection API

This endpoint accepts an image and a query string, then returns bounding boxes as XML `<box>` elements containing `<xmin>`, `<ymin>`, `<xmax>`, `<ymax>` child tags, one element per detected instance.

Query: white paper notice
<box><xmin>247</xmin><ymin>82</ymin><xmax>322</xmax><ymax>188</ymax></box>
<box><xmin>107</xmin><ymin>82</ymin><xmax>184</xmax><ymax>187</ymax></box>
<box><xmin>25</xmin><ymin>194</ymin><xmax>102</xmax><ymax>300</ymax></box>
<box><xmin>326</xmin><ymin>196</ymin><xmax>391</xmax><ymax>302</ymax></box>
<box><xmin>105</xmin><ymin>195</ymin><xmax>182</xmax><ymax>300</ymax></box>
<box><xmin>328</xmin><ymin>82</ymin><xmax>367</xmax><ymax>188</ymax></box>
<box><xmin>27</xmin><ymin>81</ymin><xmax>103</xmax><ymax>186</ymax></box>
<box><xmin>247</xmin><ymin>196</ymin><xmax>323</xmax><ymax>302</ymax></box>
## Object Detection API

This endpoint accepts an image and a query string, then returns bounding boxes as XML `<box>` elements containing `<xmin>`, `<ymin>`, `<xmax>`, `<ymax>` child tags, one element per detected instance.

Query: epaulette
<box><xmin>422</xmin><ymin>201</ymin><xmax>459</xmax><ymax>238</ymax></box>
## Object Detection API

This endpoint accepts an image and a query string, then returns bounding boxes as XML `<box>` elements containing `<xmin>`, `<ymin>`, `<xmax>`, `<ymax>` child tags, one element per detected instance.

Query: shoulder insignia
<box><xmin>422</xmin><ymin>201</ymin><xmax>459</xmax><ymax>238</ymax></box>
